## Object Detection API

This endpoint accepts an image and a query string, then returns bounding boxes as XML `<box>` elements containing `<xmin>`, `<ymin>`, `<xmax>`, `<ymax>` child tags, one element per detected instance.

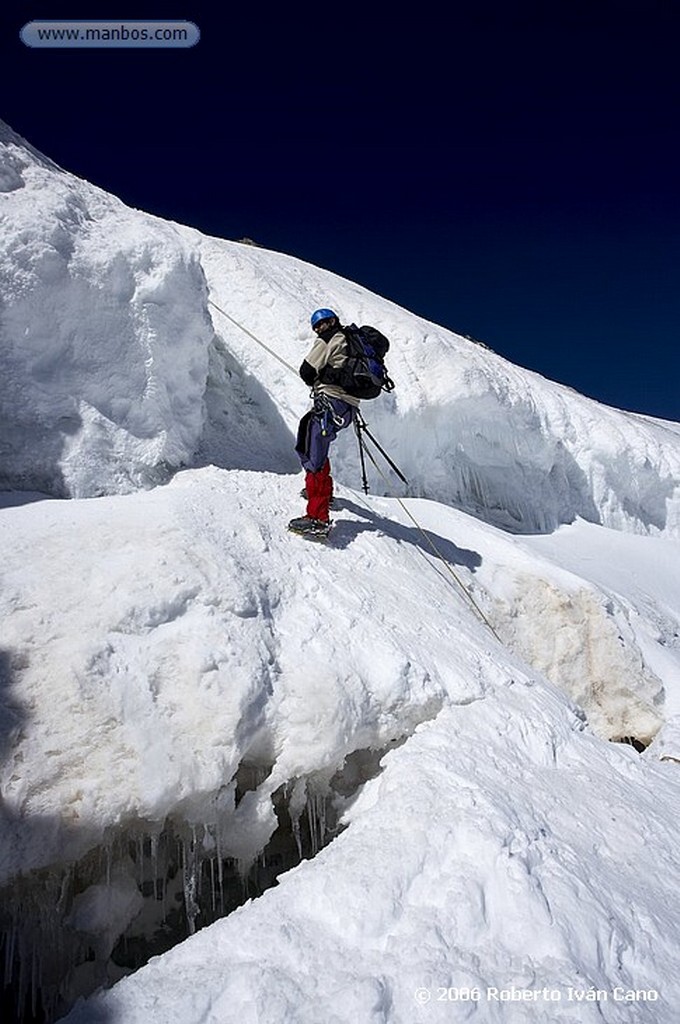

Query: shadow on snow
<box><xmin>329</xmin><ymin>497</ymin><xmax>483</xmax><ymax>573</ymax></box>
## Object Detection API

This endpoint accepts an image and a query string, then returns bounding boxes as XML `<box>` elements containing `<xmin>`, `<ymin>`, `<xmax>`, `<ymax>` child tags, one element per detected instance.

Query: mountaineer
<box><xmin>288</xmin><ymin>308</ymin><xmax>359</xmax><ymax>539</ymax></box>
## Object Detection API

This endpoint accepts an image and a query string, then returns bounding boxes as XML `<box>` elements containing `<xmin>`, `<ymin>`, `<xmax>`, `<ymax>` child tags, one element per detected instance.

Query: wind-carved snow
<box><xmin>1</xmin><ymin>469</ymin><xmax>456</xmax><ymax>1017</ymax></box>
<box><xmin>2</xmin><ymin>118</ymin><xmax>680</xmax><ymax>535</ymax></box>
<box><xmin>0</xmin><ymin>121</ymin><xmax>214</xmax><ymax>497</ymax></box>
<box><xmin>186</xmin><ymin>228</ymin><xmax>680</xmax><ymax>537</ymax></box>
<box><xmin>2</xmin><ymin>119</ymin><xmax>680</xmax><ymax>1023</ymax></box>
<box><xmin>0</xmin><ymin>470</ymin><xmax>457</xmax><ymax>880</ymax></box>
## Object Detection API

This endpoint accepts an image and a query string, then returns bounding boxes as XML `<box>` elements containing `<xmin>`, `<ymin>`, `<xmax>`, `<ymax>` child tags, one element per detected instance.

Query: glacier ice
<box><xmin>2</xmin><ymin>118</ymin><xmax>680</xmax><ymax>1024</ymax></box>
<box><xmin>0</xmin><ymin>746</ymin><xmax>403</xmax><ymax>1022</ymax></box>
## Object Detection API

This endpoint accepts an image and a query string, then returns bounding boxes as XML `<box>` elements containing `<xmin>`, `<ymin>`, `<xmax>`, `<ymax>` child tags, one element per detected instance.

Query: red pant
<box><xmin>306</xmin><ymin>460</ymin><xmax>333</xmax><ymax>521</ymax></box>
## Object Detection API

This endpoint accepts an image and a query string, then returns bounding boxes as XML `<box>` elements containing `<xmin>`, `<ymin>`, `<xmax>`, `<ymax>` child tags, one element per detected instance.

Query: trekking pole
<box><xmin>354</xmin><ymin>417</ymin><xmax>370</xmax><ymax>494</ymax></box>
<box><xmin>356</xmin><ymin>412</ymin><xmax>409</xmax><ymax>488</ymax></box>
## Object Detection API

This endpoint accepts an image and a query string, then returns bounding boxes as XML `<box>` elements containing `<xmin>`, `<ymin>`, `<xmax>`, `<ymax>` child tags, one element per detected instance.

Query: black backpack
<box><xmin>334</xmin><ymin>324</ymin><xmax>395</xmax><ymax>400</ymax></box>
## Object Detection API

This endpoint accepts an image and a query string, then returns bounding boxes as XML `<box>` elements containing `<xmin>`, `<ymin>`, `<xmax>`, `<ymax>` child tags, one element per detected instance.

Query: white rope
<box><xmin>208</xmin><ymin>298</ymin><xmax>297</xmax><ymax>375</ymax></box>
<box><xmin>357</xmin><ymin>433</ymin><xmax>503</xmax><ymax>643</ymax></box>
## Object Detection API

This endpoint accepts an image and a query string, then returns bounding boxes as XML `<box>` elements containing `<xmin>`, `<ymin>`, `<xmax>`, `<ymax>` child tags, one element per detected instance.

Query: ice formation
<box><xmin>1</xmin><ymin>119</ymin><xmax>680</xmax><ymax>1022</ymax></box>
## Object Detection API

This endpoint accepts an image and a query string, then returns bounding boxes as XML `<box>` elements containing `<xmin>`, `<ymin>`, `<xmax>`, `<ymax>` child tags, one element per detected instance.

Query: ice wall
<box><xmin>187</xmin><ymin>229</ymin><xmax>680</xmax><ymax>538</ymax></box>
<box><xmin>0</xmin><ymin>121</ymin><xmax>215</xmax><ymax>497</ymax></box>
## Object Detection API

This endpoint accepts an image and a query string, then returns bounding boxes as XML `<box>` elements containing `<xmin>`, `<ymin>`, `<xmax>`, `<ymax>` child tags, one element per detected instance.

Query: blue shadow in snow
<box><xmin>328</xmin><ymin>497</ymin><xmax>482</xmax><ymax>572</ymax></box>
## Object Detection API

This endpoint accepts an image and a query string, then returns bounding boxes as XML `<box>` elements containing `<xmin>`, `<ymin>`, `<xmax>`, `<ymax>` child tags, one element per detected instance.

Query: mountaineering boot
<box><xmin>287</xmin><ymin>515</ymin><xmax>331</xmax><ymax>540</ymax></box>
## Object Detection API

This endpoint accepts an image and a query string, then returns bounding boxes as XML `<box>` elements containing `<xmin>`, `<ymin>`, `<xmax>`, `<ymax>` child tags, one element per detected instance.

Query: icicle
<box><xmin>291</xmin><ymin>810</ymin><xmax>303</xmax><ymax>859</ymax></box>
<box><xmin>182</xmin><ymin>828</ymin><xmax>201</xmax><ymax>936</ymax></box>
<box><xmin>31</xmin><ymin>945</ymin><xmax>39</xmax><ymax>1020</ymax></box>
<box><xmin>138</xmin><ymin>834</ymin><xmax>145</xmax><ymax>890</ymax></box>
<box><xmin>305</xmin><ymin>791</ymin><xmax>330</xmax><ymax>855</ymax></box>
<box><xmin>209</xmin><ymin>856</ymin><xmax>216</xmax><ymax>914</ymax></box>
<box><xmin>215</xmin><ymin>822</ymin><xmax>224</xmax><ymax>915</ymax></box>
<box><xmin>16</xmin><ymin>934</ymin><xmax>27</xmax><ymax>1024</ymax></box>
<box><xmin>305</xmin><ymin>790</ymin><xmax>327</xmax><ymax>856</ymax></box>
<box><xmin>4</xmin><ymin>921</ymin><xmax>16</xmax><ymax>983</ymax></box>
<box><xmin>56</xmin><ymin>868</ymin><xmax>69</xmax><ymax>918</ymax></box>
<box><xmin>287</xmin><ymin>778</ymin><xmax>307</xmax><ymax>859</ymax></box>
<box><xmin>307</xmin><ymin>794</ymin><xmax>318</xmax><ymax>855</ymax></box>
<box><xmin>319</xmin><ymin>795</ymin><xmax>327</xmax><ymax>847</ymax></box>
<box><xmin>150</xmin><ymin>831</ymin><xmax>161</xmax><ymax>901</ymax></box>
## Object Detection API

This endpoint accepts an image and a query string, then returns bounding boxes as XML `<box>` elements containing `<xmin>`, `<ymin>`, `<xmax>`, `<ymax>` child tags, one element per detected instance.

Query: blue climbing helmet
<box><xmin>310</xmin><ymin>308</ymin><xmax>338</xmax><ymax>328</ymax></box>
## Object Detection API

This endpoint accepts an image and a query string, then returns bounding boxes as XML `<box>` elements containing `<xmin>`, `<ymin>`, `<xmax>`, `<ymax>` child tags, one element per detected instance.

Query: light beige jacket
<box><xmin>302</xmin><ymin>329</ymin><xmax>361</xmax><ymax>407</ymax></box>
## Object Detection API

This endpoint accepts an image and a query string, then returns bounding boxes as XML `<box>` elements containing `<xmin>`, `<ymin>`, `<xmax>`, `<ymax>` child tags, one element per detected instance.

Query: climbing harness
<box><xmin>315</xmin><ymin>393</ymin><xmax>350</xmax><ymax>435</ymax></box>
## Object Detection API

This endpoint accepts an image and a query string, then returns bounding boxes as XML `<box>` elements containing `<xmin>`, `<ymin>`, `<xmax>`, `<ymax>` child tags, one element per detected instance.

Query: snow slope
<box><xmin>1</xmin><ymin>119</ymin><xmax>680</xmax><ymax>1023</ymax></box>
<box><xmin>1</xmin><ymin>470</ymin><xmax>678</xmax><ymax>1023</ymax></box>
<box><xmin>2</xmin><ymin>118</ymin><xmax>680</xmax><ymax>534</ymax></box>
<box><xmin>60</xmin><ymin>692</ymin><xmax>680</xmax><ymax>1024</ymax></box>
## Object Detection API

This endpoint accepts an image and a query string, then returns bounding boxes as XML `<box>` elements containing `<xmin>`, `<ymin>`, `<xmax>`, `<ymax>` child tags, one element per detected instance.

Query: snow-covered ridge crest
<box><xmin>0</xmin><ymin>120</ymin><xmax>64</xmax><ymax>185</ymax></box>
<box><xmin>2</xmin><ymin>117</ymin><xmax>680</xmax><ymax>536</ymax></box>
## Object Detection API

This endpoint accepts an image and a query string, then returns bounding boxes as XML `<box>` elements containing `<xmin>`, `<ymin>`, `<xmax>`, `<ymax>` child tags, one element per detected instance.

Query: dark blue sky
<box><xmin>2</xmin><ymin>2</ymin><xmax>679</xmax><ymax>419</ymax></box>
